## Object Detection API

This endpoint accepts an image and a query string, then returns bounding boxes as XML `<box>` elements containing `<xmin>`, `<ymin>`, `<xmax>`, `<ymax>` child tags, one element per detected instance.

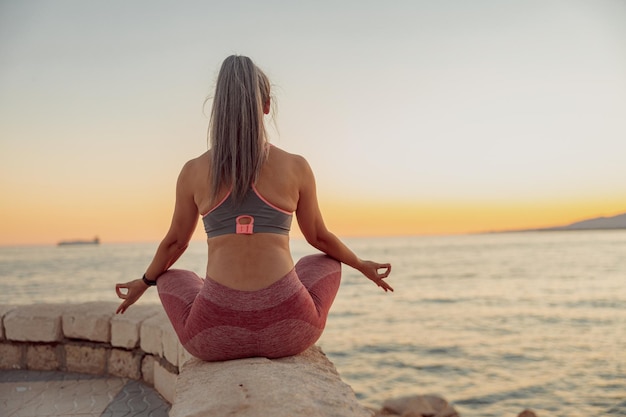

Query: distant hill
<box><xmin>535</xmin><ymin>212</ymin><xmax>626</xmax><ymax>231</ymax></box>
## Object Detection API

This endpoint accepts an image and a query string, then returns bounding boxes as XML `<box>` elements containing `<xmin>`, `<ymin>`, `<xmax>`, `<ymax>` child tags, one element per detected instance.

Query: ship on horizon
<box><xmin>57</xmin><ymin>236</ymin><xmax>100</xmax><ymax>246</ymax></box>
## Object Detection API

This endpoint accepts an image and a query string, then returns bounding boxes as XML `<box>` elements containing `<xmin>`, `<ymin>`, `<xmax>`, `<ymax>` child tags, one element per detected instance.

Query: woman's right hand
<box><xmin>358</xmin><ymin>260</ymin><xmax>393</xmax><ymax>292</ymax></box>
<box><xmin>115</xmin><ymin>279</ymin><xmax>149</xmax><ymax>314</ymax></box>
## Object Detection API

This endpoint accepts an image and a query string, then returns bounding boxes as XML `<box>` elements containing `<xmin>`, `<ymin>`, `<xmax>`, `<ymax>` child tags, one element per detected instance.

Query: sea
<box><xmin>1</xmin><ymin>231</ymin><xmax>624</xmax><ymax>417</ymax></box>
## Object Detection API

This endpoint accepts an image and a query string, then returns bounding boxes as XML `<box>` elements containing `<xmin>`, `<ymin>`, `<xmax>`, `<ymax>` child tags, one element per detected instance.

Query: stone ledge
<box><xmin>171</xmin><ymin>345</ymin><xmax>372</xmax><ymax>417</ymax></box>
<box><xmin>62</xmin><ymin>302</ymin><xmax>115</xmax><ymax>343</ymax></box>
<box><xmin>0</xmin><ymin>302</ymin><xmax>465</xmax><ymax>417</ymax></box>
<box><xmin>0</xmin><ymin>302</ymin><xmax>374</xmax><ymax>417</ymax></box>
<box><xmin>0</xmin><ymin>305</ymin><xmax>16</xmax><ymax>340</ymax></box>
<box><xmin>111</xmin><ymin>304</ymin><xmax>162</xmax><ymax>349</ymax></box>
<box><xmin>4</xmin><ymin>304</ymin><xmax>66</xmax><ymax>342</ymax></box>
<box><xmin>0</xmin><ymin>302</ymin><xmax>179</xmax><ymax>404</ymax></box>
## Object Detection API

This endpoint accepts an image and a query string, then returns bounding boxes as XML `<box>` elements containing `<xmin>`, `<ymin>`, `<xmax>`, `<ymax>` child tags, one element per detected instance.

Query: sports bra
<box><xmin>202</xmin><ymin>185</ymin><xmax>293</xmax><ymax>238</ymax></box>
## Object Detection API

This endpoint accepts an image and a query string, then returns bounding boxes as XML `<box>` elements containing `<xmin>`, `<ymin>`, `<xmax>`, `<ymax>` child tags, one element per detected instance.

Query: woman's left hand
<box><xmin>115</xmin><ymin>279</ymin><xmax>149</xmax><ymax>314</ymax></box>
<box><xmin>358</xmin><ymin>260</ymin><xmax>393</xmax><ymax>292</ymax></box>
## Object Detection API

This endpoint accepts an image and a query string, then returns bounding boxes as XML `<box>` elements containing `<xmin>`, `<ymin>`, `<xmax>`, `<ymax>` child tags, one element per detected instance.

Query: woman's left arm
<box><xmin>116</xmin><ymin>161</ymin><xmax>199</xmax><ymax>314</ymax></box>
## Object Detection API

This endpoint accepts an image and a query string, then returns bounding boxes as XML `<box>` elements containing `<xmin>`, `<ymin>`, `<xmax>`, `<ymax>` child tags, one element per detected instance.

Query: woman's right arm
<box><xmin>115</xmin><ymin>160</ymin><xmax>200</xmax><ymax>313</ymax></box>
<box><xmin>294</xmin><ymin>156</ymin><xmax>393</xmax><ymax>292</ymax></box>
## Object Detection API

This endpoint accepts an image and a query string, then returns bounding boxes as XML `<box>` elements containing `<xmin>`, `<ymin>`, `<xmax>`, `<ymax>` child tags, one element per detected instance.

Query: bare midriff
<box><xmin>206</xmin><ymin>233</ymin><xmax>295</xmax><ymax>291</ymax></box>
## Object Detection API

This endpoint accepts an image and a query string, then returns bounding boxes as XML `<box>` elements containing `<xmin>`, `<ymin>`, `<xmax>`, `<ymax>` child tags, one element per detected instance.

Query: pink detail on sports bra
<box><xmin>201</xmin><ymin>184</ymin><xmax>293</xmax><ymax>238</ymax></box>
<box><xmin>236</xmin><ymin>215</ymin><xmax>254</xmax><ymax>234</ymax></box>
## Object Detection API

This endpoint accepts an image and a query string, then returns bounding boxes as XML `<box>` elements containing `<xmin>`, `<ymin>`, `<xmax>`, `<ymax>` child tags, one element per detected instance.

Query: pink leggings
<box><xmin>156</xmin><ymin>254</ymin><xmax>341</xmax><ymax>361</ymax></box>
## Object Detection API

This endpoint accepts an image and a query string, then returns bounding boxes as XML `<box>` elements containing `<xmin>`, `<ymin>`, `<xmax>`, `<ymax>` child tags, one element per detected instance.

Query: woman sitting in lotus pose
<box><xmin>115</xmin><ymin>55</ymin><xmax>393</xmax><ymax>361</ymax></box>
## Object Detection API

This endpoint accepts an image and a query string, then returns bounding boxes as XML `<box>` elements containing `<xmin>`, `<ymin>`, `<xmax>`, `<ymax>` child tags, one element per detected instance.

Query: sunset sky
<box><xmin>1</xmin><ymin>1</ymin><xmax>625</xmax><ymax>245</ymax></box>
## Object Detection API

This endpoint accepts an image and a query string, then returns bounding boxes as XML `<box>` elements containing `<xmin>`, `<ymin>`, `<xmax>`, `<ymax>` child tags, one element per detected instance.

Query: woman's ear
<box><xmin>263</xmin><ymin>98</ymin><xmax>271</xmax><ymax>115</ymax></box>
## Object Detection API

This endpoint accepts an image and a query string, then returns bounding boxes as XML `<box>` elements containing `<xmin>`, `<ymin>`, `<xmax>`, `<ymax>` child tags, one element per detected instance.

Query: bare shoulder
<box><xmin>270</xmin><ymin>145</ymin><xmax>311</xmax><ymax>174</ymax></box>
<box><xmin>181</xmin><ymin>151</ymin><xmax>210</xmax><ymax>175</ymax></box>
<box><xmin>175</xmin><ymin>152</ymin><xmax>210</xmax><ymax>194</ymax></box>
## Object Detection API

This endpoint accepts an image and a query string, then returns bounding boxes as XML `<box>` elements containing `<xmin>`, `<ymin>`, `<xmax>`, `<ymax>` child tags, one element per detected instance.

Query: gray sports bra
<box><xmin>202</xmin><ymin>185</ymin><xmax>293</xmax><ymax>238</ymax></box>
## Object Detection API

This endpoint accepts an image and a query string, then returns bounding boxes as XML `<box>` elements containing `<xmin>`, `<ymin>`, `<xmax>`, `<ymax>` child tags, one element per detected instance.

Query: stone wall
<box><xmin>0</xmin><ymin>302</ymin><xmax>475</xmax><ymax>417</ymax></box>
<box><xmin>0</xmin><ymin>302</ymin><xmax>185</xmax><ymax>404</ymax></box>
<box><xmin>0</xmin><ymin>302</ymin><xmax>375</xmax><ymax>416</ymax></box>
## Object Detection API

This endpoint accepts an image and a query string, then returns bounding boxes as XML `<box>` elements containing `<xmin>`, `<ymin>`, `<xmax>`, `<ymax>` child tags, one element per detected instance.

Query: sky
<box><xmin>1</xmin><ymin>0</ymin><xmax>625</xmax><ymax>245</ymax></box>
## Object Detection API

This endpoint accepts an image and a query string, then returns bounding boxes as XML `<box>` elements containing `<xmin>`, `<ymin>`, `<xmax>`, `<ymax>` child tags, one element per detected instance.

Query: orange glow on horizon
<box><xmin>2</xmin><ymin>193</ymin><xmax>624</xmax><ymax>246</ymax></box>
<box><xmin>318</xmin><ymin>197</ymin><xmax>626</xmax><ymax>237</ymax></box>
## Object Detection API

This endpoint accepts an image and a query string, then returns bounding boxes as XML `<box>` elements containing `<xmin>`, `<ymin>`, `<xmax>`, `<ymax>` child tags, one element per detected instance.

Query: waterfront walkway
<box><xmin>0</xmin><ymin>370</ymin><xmax>169</xmax><ymax>417</ymax></box>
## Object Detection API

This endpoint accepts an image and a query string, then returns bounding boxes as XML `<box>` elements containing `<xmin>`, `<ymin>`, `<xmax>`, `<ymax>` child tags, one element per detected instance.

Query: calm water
<box><xmin>1</xmin><ymin>231</ymin><xmax>625</xmax><ymax>417</ymax></box>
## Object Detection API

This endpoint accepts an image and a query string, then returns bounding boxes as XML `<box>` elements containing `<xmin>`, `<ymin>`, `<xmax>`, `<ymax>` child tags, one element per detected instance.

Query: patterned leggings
<box><xmin>156</xmin><ymin>254</ymin><xmax>341</xmax><ymax>361</ymax></box>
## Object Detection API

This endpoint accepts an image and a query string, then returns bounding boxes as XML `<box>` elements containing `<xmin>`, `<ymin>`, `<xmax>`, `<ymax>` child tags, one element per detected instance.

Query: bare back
<box><xmin>115</xmin><ymin>55</ymin><xmax>392</xmax><ymax>318</ymax></box>
<box><xmin>188</xmin><ymin>145</ymin><xmax>306</xmax><ymax>290</ymax></box>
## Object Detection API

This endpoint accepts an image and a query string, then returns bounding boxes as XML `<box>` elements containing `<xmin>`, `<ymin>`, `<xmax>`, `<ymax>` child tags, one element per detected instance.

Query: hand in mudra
<box><xmin>115</xmin><ymin>279</ymin><xmax>148</xmax><ymax>314</ymax></box>
<box><xmin>359</xmin><ymin>260</ymin><xmax>393</xmax><ymax>292</ymax></box>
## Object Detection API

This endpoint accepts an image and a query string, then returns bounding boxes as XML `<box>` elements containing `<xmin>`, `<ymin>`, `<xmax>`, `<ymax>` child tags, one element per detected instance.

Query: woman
<box><xmin>115</xmin><ymin>55</ymin><xmax>392</xmax><ymax>361</ymax></box>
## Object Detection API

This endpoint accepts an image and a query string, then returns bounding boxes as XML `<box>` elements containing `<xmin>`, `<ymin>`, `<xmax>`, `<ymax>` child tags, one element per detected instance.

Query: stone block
<box><xmin>161</xmin><ymin>321</ymin><xmax>179</xmax><ymax>367</ymax></box>
<box><xmin>62</xmin><ymin>302</ymin><xmax>115</xmax><ymax>342</ymax></box>
<box><xmin>65</xmin><ymin>344</ymin><xmax>108</xmax><ymax>374</ymax></box>
<box><xmin>0</xmin><ymin>343</ymin><xmax>23</xmax><ymax>369</ymax></box>
<box><xmin>26</xmin><ymin>344</ymin><xmax>60</xmax><ymax>371</ymax></box>
<box><xmin>109</xmin><ymin>348</ymin><xmax>142</xmax><ymax>379</ymax></box>
<box><xmin>169</xmin><ymin>345</ymin><xmax>371</xmax><ymax>417</ymax></box>
<box><xmin>374</xmin><ymin>395</ymin><xmax>459</xmax><ymax>417</ymax></box>
<box><xmin>0</xmin><ymin>305</ymin><xmax>17</xmax><ymax>340</ymax></box>
<box><xmin>154</xmin><ymin>360</ymin><xmax>177</xmax><ymax>404</ymax></box>
<box><xmin>178</xmin><ymin>343</ymin><xmax>194</xmax><ymax>369</ymax></box>
<box><xmin>111</xmin><ymin>304</ymin><xmax>163</xmax><ymax>349</ymax></box>
<box><xmin>140</xmin><ymin>312</ymin><xmax>169</xmax><ymax>356</ymax></box>
<box><xmin>4</xmin><ymin>304</ymin><xmax>64</xmax><ymax>342</ymax></box>
<box><xmin>142</xmin><ymin>354</ymin><xmax>156</xmax><ymax>386</ymax></box>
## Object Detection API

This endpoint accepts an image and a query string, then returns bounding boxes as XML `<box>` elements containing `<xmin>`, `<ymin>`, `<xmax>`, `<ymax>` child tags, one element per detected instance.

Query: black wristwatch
<box><xmin>142</xmin><ymin>274</ymin><xmax>157</xmax><ymax>286</ymax></box>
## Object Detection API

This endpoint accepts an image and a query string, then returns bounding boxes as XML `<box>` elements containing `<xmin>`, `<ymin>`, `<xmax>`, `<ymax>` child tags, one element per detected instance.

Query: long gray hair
<box><xmin>208</xmin><ymin>55</ymin><xmax>271</xmax><ymax>206</ymax></box>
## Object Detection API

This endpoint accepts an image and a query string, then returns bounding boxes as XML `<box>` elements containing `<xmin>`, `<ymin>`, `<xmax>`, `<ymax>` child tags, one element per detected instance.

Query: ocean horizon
<box><xmin>1</xmin><ymin>230</ymin><xmax>624</xmax><ymax>417</ymax></box>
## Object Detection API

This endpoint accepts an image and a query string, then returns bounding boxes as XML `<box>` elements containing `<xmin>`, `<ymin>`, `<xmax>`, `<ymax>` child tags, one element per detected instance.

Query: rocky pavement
<box><xmin>0</xmin><ymin>369</ymin><xmax>169</xmax><ymax>417</ymax></box>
